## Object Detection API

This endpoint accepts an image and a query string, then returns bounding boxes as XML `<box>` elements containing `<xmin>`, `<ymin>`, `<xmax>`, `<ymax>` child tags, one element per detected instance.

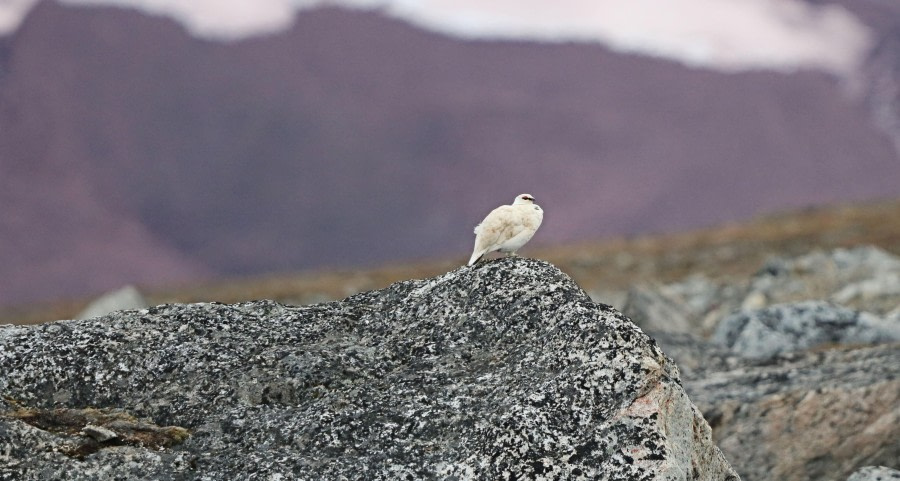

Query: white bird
<box><xmin>468</xmin><ymin>193</ymin><xmax>544</xmax><ymax>266</ymax></box>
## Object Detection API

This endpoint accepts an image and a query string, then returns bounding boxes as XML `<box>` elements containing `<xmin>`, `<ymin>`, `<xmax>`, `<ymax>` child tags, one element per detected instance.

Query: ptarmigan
<box><xmin>468</xmin><ymin>194</ymin><xmax>544</xmax><ymax>266</ymax></box>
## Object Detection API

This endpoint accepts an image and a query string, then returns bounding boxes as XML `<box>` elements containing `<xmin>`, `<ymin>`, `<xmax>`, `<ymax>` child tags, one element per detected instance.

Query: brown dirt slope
<box><xmin>5</xmin><ymin>198</ymin><xmax>900</xmax><ymax>325</ymax></box>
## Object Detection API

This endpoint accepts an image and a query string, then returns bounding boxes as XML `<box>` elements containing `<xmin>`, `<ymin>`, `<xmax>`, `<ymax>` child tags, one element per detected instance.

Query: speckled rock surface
<box><xmin>846</xmin><ymin>466</ymin><xmax>900</xmax><ymax>481</ymax></box>
<box><xmin>0</xmin><ymin>258</ymin><xmax>738</xmax><ymax>480</ymax></box>
<box><xmin>687</xmin><ymin>344</ymin><xmax>900</xmax><ymax>481</ymax></box>
<box><xmin>712</xmin><ymin>301</ymin><xmax>900</xmax><ymax>360</ymax></box>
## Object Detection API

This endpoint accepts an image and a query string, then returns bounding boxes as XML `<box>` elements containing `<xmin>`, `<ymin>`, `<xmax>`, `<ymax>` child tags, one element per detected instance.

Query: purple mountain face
<box><xmin>1</xmin><ymin>1</ymin><xmax>898</xmax><ymax>307</ymax></box>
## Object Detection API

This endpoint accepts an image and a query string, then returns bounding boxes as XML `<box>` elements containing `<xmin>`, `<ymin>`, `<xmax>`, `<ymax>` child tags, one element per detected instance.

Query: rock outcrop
<box><xmin>712</xmin><ymin>300</ymin><xmax>900</xmax><ymax>360</ymax></box>
<box><xmin>688</xmin><ymin>344</ymin><xmax>900</xmax><ymax>481</ymax></box>
<box><xmin>623</xmin><ymin>246</ymin><xmax>900</xmax><ymax>338</ymax></box>
<box><xmin>0</xmin><ymin>258</ymin><xmax>738</xmax><ymax>480</ymax></box>
<box><xmin>620</xmin><ymin>246</ymin><xmax>900</xmax><ymax>481</ymax></box>
<box><xmin>750</xmin><ymin>247</ymin><xmax>900</xmax><ymax>315</ymax></box>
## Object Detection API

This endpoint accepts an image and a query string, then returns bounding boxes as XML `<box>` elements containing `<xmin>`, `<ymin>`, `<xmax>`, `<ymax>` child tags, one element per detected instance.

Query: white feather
<box><xmin>467</xmin><ymin>194</ymin><xmax>543</xmax><ymax>266</ymax></box>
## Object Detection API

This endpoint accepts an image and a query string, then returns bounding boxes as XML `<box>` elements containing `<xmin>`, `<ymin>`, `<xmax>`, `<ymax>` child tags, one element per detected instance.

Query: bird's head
<box><xmin>513</xmin><ymin>193</ymin><xmax>536</xmax><ymax>205</ymax></box>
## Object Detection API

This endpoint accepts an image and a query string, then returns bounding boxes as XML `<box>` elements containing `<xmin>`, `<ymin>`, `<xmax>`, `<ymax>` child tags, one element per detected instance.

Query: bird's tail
<box><xmin>467</xmin><ymin>250</ymin><xmax>485</xmax><ymax>266</ymax></box>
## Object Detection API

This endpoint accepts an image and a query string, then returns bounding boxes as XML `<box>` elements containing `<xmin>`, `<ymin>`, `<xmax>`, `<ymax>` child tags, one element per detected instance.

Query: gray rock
<box><xmin>82</xmin><ymin>424</ymin><xmax>119</xmax><ymax>442</ymax></box>
<box><xmin>0</xmin><ymin>258</ymin><xmax>738</xmax><ymax>481</ymax></box>
<box><xmin>687</xmin><ymin>343</ymin><xmax>900</xmax><ymax>481</ymax></box>
<box><xmin>713</xmin><ymin>300</ymin><xmax>900</xmax><ymax>360</ymax></box>
<box><xmin>847</xmin><ymin>466</ymin><xmax>900</xmax><ymax>481</ymax></box>
<box><xmin>625</xmin><ymin>247</ymin><xmax>900</xmax><ymax>342</ymax></box>
<box><xmin>77</xmin><ymin>285</ymin><xmax>148</xmax><ymax>320</ymax></box>
<box><xmin>586</xmin><ymin>288</ymin><xmax>627</xmax><ymax>311</ymax></box>
<box><xmin>592</xmin><ymin>247</ymin><xmax>900</xmax><ymax>481</ymax></box>
<box><xmin>644</xmin><ymin>332</ymin><xmax>741</xmax><ymax>381</ymax></box>
<box><xmin>621</xmin><ymin>283</ymin><xmax>694</xmax><ymax>334</ymax></box>
<box><xmin>622</xmin><ymin>276</ymin><xmax>746</xmax><ymax>337</ymax></box>
<box><xmin>751</xmin><ymin>246</ymin><xmax>900</xmax><ymax>315</ymax></box>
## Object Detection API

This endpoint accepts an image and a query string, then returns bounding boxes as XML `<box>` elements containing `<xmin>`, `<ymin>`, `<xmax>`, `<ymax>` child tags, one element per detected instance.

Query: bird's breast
<box><xmin>519</xmin><ymin>205</ymin><xmax>543</xmax><ymax>229</ymax></box>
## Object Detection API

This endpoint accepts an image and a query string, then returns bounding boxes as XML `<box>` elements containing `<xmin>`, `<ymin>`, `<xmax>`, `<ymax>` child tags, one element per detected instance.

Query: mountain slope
<box><xmin>1</xmin><ymin>2</ymin><xmax>898</xmax><ymax>305</ymax></box>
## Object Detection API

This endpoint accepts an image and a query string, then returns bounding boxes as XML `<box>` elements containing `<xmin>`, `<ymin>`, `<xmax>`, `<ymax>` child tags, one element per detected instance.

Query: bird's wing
<box><xmin>474</xmin><ymin>206</ymin><xmax>528</xmax><ymax>251</ymax></box>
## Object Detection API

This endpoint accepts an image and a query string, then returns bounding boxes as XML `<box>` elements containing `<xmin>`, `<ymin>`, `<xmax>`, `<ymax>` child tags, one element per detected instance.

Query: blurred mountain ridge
<box><xmin>1</xmin><ymin>0</ymin><xmax>899</xmax><ymax>306</ymax></box>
